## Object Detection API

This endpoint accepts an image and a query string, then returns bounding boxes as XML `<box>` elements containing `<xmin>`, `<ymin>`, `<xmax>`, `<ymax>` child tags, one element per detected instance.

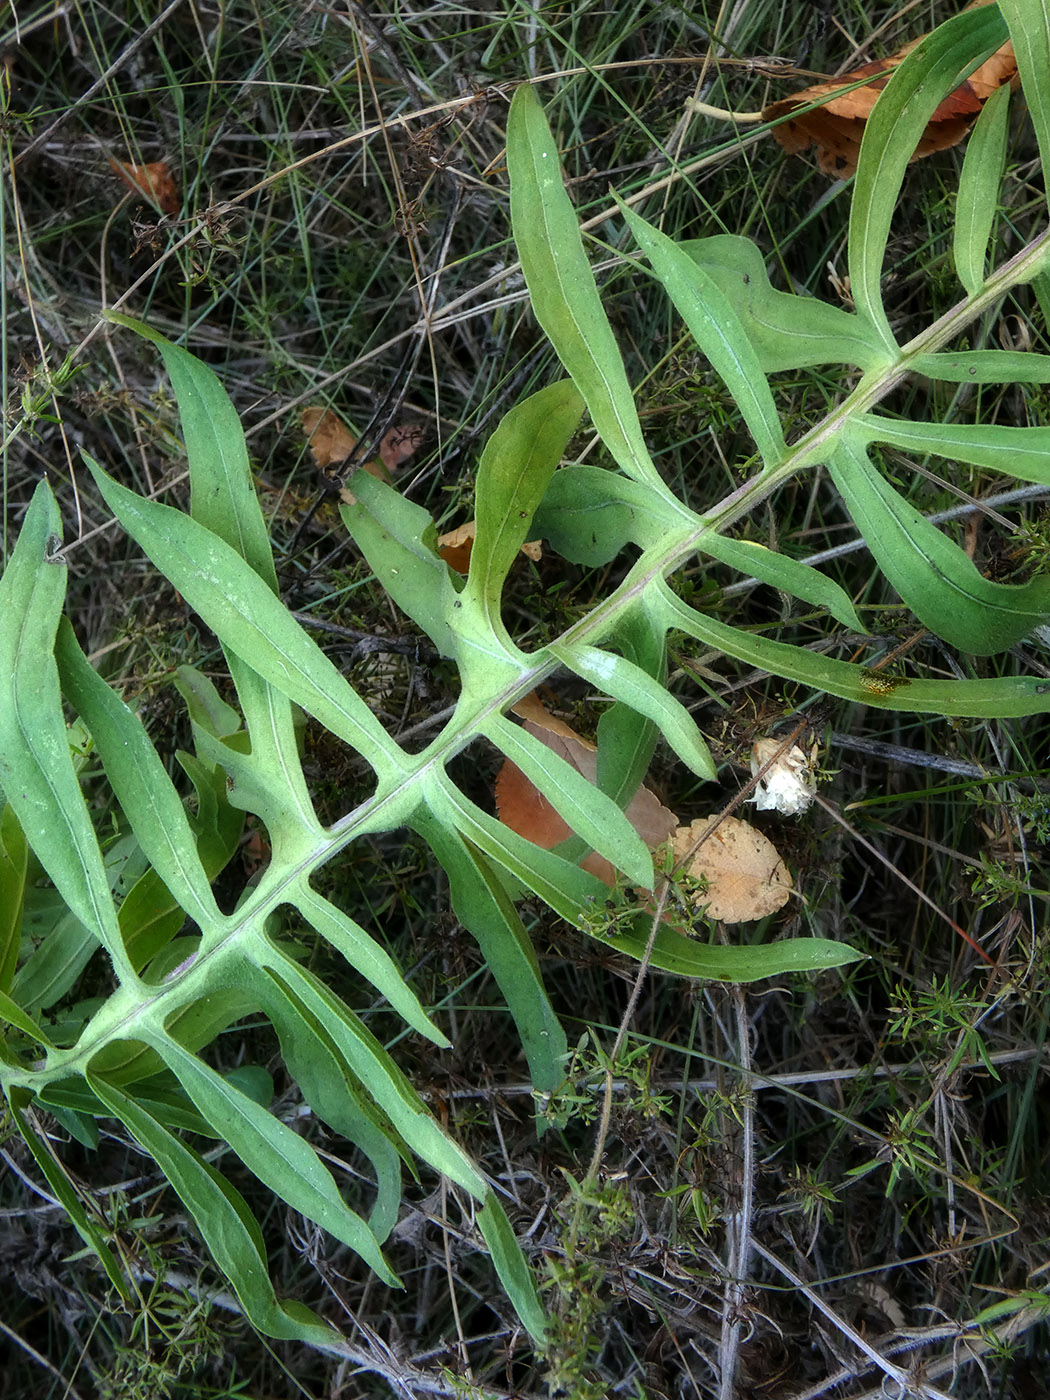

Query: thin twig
<box><xmin>404</xmin><ymin>1045</ymin><xmax>1041</xmax><ymax>1102</ymax></box>
<box><xmin>14</xmin><ymin>0</ymin><xmax>188</xmax><ymax>167</ymax></box>
<box><xmin>751</xmin><ymin>1239</ymin><xmax>957</xmax><ymax>1400</ymax></box>
<box><xmin>717</xmin><ymin>986</ymin><xmax>756</xmax><ymax>1400</ymax></box>
<box><xmin>0</xmin><ymin>1318</ymin><xmax>87</xmax><ymax>1400</ymax></box>
<box><xmin>584</xmin><ymin>882</ymin><xmax>673</xmax><ymax>1189</ymax></box>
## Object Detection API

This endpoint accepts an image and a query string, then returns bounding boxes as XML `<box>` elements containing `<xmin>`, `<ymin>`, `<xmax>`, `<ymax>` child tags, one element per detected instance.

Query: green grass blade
<box><xmin>39</xmin><ymin>1075</ymin><xmax>215</xmax><ymax>1137</ymax></box>
<box><xmin>175</xmin><ymin>752</ymin><xmax>245</xmax><ymax>878</ymax></box>
<box><xmin>849</xmin><ymin>3</ymin><xmax>1007</xmax><ymax>347</ymax></box>
<box><xmin>548</xmin><ymin>640</ymin><xmax>716</xmax><ymax>780</ymax></box>
<box><xmin>0</xmin><ymin>805</ymin><xmax>28</xmax><ymax>992</ymax></box>
<box><xmin>594</xmin><ymin>604</ymin><xmax>665</xmax><ymax>805</ymax></box>
<box><xmin>433</xmin><ymin>779</ymin><xmax>610</xmax><ymax>922</ymax></box>
<box><xmin>829</xmin><ymin>439</ymin><xmax>1050</xmax><ymax>653</ymax></box>
<box><xmin>0</xmin><ymin>988</ymin><xmax>54</xmax><ymax>1050</ymax></box>
<box><xmin>418</xmin><ymin>816</ymin><xmax>567</xmax><ymax>1101</ymax></box>
<box><xmin>259</xmin><ymin>957</ymin><xmax>486</xmax><ymax>1198</ymax></box>
<box><xmin>54</xmin><ymin>619</ymin><xmax>220</xmax><ymax>930</ymax></box>
<box><xmin>153</xmin><ymin>1035</ymin><xmax>398</xmax><ymax>1283</ymax></box>
<box><xmin>12</xmin><ymin>900</ymin><xmax>100</xmax><ymax>1015</ymax></box>
<box><xmin>0</xmin><ymin>483</ymin><xmax>127</xmax><ymax>974</ymax></box>
<box><xmin>507</xmin><ymin>84</ymin><xmax>678</xmax><ymax>498</ymax></box>
<box><xmin>86</xmin><ymin>1071</ymin><xmax>341</xmax><ymax>1343</ymax></box>
<box><xmin>954</xmin><ymin>83</ymin><xmax>1011</xmax><ymax>297</ymax></box>
<box><xmin>174</xmin><ymin>665</ymin><xmax>243</xmax><ymax>739</ymax></box>
<box><xmin>224</xmin><ymin>660</ymin><xmax>322</xmax><ymax>841</ymax></box>
<box><xmin>262</xmin><ymin>976</ymin><xmax>406</xmax><ymax>1243</ymax></box>
<box><xmin>188</xmin><ymin>726</ymin><xmax>320</xmax><ymax>857</ymax></box>
<box><xmin>7</xmin><ymin>1089</ymin><xmax>128</xmax><ymax>1297</ymax></box>
<box><xmin>482</xmin><ymin>712</ymin><xmax>655</xmax><ymax>889</ymax></box>
<box><xmin>619</xmin><ymin>203</ymin><xmax>787</xmax><ymax>469</ymax></box>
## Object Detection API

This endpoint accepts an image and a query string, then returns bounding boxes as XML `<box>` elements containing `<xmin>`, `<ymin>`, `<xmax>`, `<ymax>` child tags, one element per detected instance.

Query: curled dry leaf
<box><xmin>108</xmin><ymin>158</ymin><xmax>180</xmax><ymax>214</ymax></box>
<box><xmin>302</xmin><ymin>405</ymin><xmax>421</xmax><ymax>485</ymax></box>
<box><xmin>764</xmin><ymin>28</ymin><xmax>1017</xmax><ymax>177</ymax></box>
<box><xmin>495</xmin><ymin>692</ymin><xmax>678</xmax><ymax>884</ymax></box>
<box><xmin>302</xmin><ymin>405</ymin><xmax>358</xmax><ymax>470</ymax></box>
<box><xmin>670</xmin><ymin>816</ymin><xmax>793</xmax><ymax>924</ymax></box>
<box><xmin>437</xmin><ymin>520</ymin><xmax>543</xmax><ymax>574</ymax></box>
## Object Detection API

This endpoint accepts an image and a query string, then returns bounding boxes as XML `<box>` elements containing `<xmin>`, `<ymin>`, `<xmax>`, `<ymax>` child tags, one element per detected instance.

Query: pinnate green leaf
<box><xmin>849</xmin><ymin>3</ymin><xmax>1007</xmax><ymax>346</ymax></box>
<box><xmin>620</xmin><ymin>202</ymin><xmax>787</xmax><ymax>469</ymax></box>
<box><xmin>466</xmin><ymin>379</ymin><xmax>583</xmax><ymax>612</ymax></box>
<box><xmin>548</xmin><ymin>640</ymin><xmax>716</xmax><ymax>780</ymax></box>
<box><xmin>84</xmin><ymin>456</ymin><xmax>404</xmax><ymax>773</ymax></box>
<box><xmin>507</xmin><ymin>84</ymin><xmax>686</xmax><ymax>503</ymax></box>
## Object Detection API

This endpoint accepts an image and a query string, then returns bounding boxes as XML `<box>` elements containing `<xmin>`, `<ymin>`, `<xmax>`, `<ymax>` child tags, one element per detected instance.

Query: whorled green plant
<box><xmin>2</xmin><ymin>0</ymin><xmax>1049</xmax><ymax>1352</ymax></box>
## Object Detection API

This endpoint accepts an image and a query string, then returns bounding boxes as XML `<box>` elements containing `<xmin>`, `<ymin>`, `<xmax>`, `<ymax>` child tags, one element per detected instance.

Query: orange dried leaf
<box><xmin>108</xmin><ymin>158</ymin><xmax>179</xmax><ymax>214</ymax></box>
<box><xmin>764</xmin><ymin>37</ymin><xmax>1016</xmax><ymax>177</ymax></box>
<box><xmin>437</xmin><ymin>520</ymin><xmax>543</xmax><ymax>574</ymax></box>
<box><xmin>437</xmin><ymin>521</ymin><xmax>477</xmax><ymax>573</ymax></box>
<box><xmin>496</xmin><ymin>693</ymin><xmax>678</xmax><ymax>885</ymax></box>
<box><xmin>302</xmin><ymin>406</ymin><xmax>357</xmax><ymax>468</ymax></box>
<box><xmin>302</xmin><ymin>406</ymin><xmax>391</xmax><ymax>483</ymax></box>
<box><xmin>670</xmin><ymin>816</ymin><xmax>793</xmax><ymax>924</ymax></box>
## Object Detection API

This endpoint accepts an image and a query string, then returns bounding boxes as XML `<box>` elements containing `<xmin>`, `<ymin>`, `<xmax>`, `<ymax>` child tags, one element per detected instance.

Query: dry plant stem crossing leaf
<box><xmin>581</xmin><ymin>875</ymin><xmax>674</xmax><ymax>1203</ymax></box>
<box><xmin>671</xmin><ymin>817</ymin><xmax>793</xmax><ymax>925</ymax></box>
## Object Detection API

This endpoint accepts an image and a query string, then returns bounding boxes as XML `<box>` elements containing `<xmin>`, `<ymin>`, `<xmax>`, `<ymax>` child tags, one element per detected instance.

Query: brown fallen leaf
<box><xmin>670</xmin><ymin>816</ymin><xmax>793</xmax><ymax>924</ymax></box>
<box><xmin>108</xmin><ymin>157</ymin><xmax>180</xmax><ymax>214</ymax></box>
<box><xmin>764</xmin><ymin>27</ymin><xmax>1017</xmax><ymax>178</ymax></box>
<box><xmin>302</xmin><ymin>405</ymin><xmax>424</xmax><ymax>485</ymax></box>
<box><xmin>437</xmin><ymin>520</ymin><xmax>543</xmax><ymax>574</ymax></box>
<box><xmin>495</xmin><ymin>692</ymin><xmax>678</xmax><ymax>884</ymax></box>
<box><xmin>302</xmin><ymin>405</ymin><xmax>356</xmax><ymax>470</ymax></box>
<box><xmin>379</xmin><ymin>423</ymin><xmax>426</xmax><ymax>473</ymax></box>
